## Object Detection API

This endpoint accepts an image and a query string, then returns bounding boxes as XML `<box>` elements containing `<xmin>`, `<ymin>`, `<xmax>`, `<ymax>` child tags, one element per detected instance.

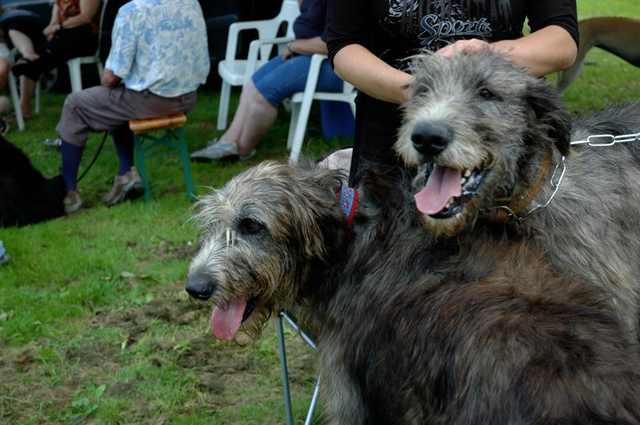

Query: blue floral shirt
<box><xmin>105</xmin><ymin>0</ymin><xmax>210</xmax><ymax>97</ymax></box>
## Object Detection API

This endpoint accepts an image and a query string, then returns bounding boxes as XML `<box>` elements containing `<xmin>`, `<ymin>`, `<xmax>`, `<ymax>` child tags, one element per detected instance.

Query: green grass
<box><xmin>1</xmin><ymin>0</ymin><xmax>640</xmax><ymax>422</ymax></box>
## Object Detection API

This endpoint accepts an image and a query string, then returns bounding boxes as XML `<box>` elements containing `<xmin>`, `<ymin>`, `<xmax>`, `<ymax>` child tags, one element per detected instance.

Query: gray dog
<box><xmin>186</xmin><ymin>161</ymin><xmax>640</xmax><ymax>425</ymax></box>
<box><xmin>395</xmin><ymin>51</ymin><xmax>640</xmax><ymax>339</ymax></box>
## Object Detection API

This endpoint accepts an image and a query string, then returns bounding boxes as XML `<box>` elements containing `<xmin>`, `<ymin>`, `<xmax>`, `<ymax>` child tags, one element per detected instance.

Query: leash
<box><xmin>76</xmin><ymin>131</ymin><xmax>109</xmax><ymax>183</ymax></box>
<box><xmin>489</xmin><ymin>131</ymin><xmax>640</xmax><ymax>223</ymax></box>
<box><xmin>570</xmin><ymin>132</ymin><xmax>640</xmax><ymax>146</ymax></box>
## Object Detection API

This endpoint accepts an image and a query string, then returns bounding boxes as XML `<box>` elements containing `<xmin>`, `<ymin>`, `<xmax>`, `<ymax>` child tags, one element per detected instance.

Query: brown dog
<box><xmin>557</xmin><ymin>16</ymin><xmax>640</xmax><ymax>92</ymax></box>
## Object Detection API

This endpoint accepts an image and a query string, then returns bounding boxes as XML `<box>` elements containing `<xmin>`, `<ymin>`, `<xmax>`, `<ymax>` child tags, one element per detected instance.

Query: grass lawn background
<box><xmin>1</xmin><ymin>0</ymin><xmax>640</xmax><ymax>423</ymax></box>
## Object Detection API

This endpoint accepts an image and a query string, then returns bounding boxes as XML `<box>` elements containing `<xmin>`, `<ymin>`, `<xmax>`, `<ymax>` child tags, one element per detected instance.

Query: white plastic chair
<box><xmin>66</xmin><ymin>0</ymin><xmax>109</xmax><ymax>92</ymax></box>
<box><xmin>240</xmin><ymin>46</ymin><xmax>356</xmax><ymax>163</ymax></box>
<box><xmin>216</xmin><ymin>0</ymin><xmax>301</xmax><ymax>130</ymax></box>
<box><xmin>287</xmin><ymin>54</ymin><xmax>356</xmax><ymax>164</ymax></box>
<box><xmin>67</xmin><ymin>55</ymin><xmax>104</xmax><ymax>93</ymax></box>
<box><xmin>7</xmin><ymin>51</ymin><xmax>41</xmax><ymax>132</ymax></box>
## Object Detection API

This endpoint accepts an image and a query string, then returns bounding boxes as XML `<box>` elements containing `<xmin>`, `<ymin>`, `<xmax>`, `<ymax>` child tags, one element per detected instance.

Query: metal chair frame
<box><xmin>276</xmin><ymin>310</ymin><xmax>321</xmax><ymax>425</ymax></box>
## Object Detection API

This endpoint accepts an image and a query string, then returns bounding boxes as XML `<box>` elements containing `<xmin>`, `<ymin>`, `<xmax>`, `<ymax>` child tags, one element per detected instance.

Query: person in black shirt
<box><xmin>326</xmin><ymin>0</ymin><xmax>578</xmax><ymax>185</ymax></box>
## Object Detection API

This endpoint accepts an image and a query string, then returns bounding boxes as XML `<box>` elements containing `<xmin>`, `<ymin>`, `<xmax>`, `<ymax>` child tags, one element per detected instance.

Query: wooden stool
<box><xmin>129</xmin><ymin>113</ymin><xmax>195</xmax><ymax>202</ymax></box>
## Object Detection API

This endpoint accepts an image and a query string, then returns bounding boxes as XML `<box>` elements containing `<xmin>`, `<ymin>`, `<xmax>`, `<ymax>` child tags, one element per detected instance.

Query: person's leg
<box><xmin>235</xmin><ymin>87</ymin><xmax>278</xmax><ymax>155</ymax></box>
<box><xmin>219</xmin><ymin>80</ymin><xmax>257</xmax><ymax>144</ymax></box>
<box><xmin>56</xmin><ymin>86</ymin><xmax>133</xmax><ymax>210</ymax></box>
<box><xmin>112</xmin><ymin>126</ymin><xmax>135</xmax><ymax>176</ymax></box>
<box><xmin>219</xmin><ymin>56</ymin><xmax>287</xmax><ymax>144</ymax></box>
<box><xmin>0</xmin><ymin>58</ymin><xmax>10</xmax><ymax>91</ymax></box>
<box><xmin>102</xmin><ymin>125</ymin><xmax>141</xmax><ymax>206</ymax></box>
<box><xmin>19</xmin><ymin>76</ymin><xmax>36</xmax><ymax>118</ymax></box>
<box><xmin>235</xmin><ymin>55</ymin><xmax>313</xmax><ymax>155</ymax></box>
<box><xmin>57</xmin><ymin>91</ymin><xmax>92</xmax><ymax>212</ymax></box>
<box><xmin>14</xmin><ymin>28</ymin><xmax>94</xmax><ymax>117</ymax></box>
<box><xmin>60</xmin><ymin>140</ymin><xmax>84</xmax><ymax>192</ymax></box>
<box><xmin>8</xmin><ymin>29</ymin><xmax>39</xmax><ymax>61</ymax></box>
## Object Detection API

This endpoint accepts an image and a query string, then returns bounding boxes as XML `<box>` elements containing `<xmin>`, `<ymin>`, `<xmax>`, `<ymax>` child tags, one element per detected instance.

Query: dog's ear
<box><xmin>525</xmin><ymin>78</ymin><xmax>572</xmax><ymax>156</ymax></box>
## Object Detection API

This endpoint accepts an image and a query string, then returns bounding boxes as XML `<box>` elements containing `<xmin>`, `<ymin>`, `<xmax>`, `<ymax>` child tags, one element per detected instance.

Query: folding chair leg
<box><xmin>304</xmin><ymin>378</ymin><xmax>321</xmax><ymax>425</ymax></box>
<box><xmin>289</xmin><ymin>95</ymin><xmax>313</xmax><ymax>164</ymax></box>
<box><xmin>277</xmin><ymin>315</ymin><xmax>295</xmax><ymax>425</ymax></box>
<box><xmin>173</xmin><ymin>128</ymin><xmax>196</xmax><ymax>201</ymax></box>
<box><xmin>217</xmin><ymin>81</ymin><xmax>232</xmax><ymax>131</ymax></box>
<box><xmin>97</xmin><ymin>61</ymin><xmax>104</xmax><ymax>79</ymax></box>
<box><xmin>8</xmin><ymin>73</ymin><xmax>24</xmax><ymax>131</ymax></box>
<box><xmin>287</xmin><ymin>102</ymin><xmax>301</xmax><ymax>150</ymax></box>
<box><xmin>68</xmin><ymin>60</ymin><xmax>83</xmax><ymax>93</ymax></box>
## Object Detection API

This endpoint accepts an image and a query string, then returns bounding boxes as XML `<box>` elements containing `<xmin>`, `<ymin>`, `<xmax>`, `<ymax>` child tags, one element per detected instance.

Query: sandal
<box><xmin>11</xmin><ymin>57</ymin><xmax>33</xmax><ymax>77</ymax></box>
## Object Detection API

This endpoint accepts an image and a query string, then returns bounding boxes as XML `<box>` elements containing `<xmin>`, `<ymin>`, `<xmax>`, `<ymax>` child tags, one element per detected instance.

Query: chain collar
<box><xmin>485</xmin><ymin>131</ymin><xmax>640</xmax><ymax>224</ymax></box>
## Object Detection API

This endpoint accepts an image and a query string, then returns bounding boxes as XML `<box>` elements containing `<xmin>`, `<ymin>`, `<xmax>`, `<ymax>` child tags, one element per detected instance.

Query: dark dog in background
<box><xmin>557</xmin><ymin>17</ymin><xmax>640</xmax><ymax>92</ymax></box>
<box><xmin>0</xmin><ymin>136</ymin><xmax>66</xmax><ymax>227</ymax></box>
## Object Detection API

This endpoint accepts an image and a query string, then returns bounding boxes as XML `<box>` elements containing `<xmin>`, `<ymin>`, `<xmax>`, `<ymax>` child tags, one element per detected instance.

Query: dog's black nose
<box><xmin>185</xmin><ymin>272</ymin><xmax>217</xmax><ymax>300</ymax></box>
<box><xmin>411</xmin><ymin>121</ymin><xmax>452</xmax><ymax>157</ymax></box>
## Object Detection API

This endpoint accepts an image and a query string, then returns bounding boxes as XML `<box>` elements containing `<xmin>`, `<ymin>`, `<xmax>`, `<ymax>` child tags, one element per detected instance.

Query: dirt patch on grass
<box><xmin>1</xmin><ymin>281</ymin><xmax>316</xmax><ymax>424</ymax></box>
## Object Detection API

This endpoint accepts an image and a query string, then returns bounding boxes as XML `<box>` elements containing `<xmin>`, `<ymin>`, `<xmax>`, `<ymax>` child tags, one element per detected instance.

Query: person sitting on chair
<box><xmin>7</xmin><ymin>0</ymin><xmax>101</xmax><ymax>119</ymax></box>
<box><xmin>56</xmin><ymin>0</ymin><xmax>210</xmax><ymax>214</ymax></box>
<box><xmin>191</xmin><ymin>0</ymin><xmax>343</xmax><ymax>162</ymax></box>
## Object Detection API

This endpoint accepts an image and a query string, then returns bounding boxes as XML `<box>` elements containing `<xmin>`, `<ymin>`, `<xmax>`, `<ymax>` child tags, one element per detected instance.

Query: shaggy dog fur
<box><xmin>395</xmin><ymin>51</ymin><xmax>640</xmax><ymax>339</ymax></box>
<box><xmin>186</xmin><ymin>161</ymin><xmax>640</xmax><ymax>425</ymax></box>
<box><xmin>0</xmin><ymin>136</ymin><xmax>66</xmax><ymax>227</ymax></box>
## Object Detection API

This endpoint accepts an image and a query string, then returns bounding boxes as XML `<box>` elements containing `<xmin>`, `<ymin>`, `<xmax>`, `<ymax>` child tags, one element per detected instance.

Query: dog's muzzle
<box><xmin>185</xmin><ymin>272</ymin><xmax>218</xmax><ymax>300</ymax></box>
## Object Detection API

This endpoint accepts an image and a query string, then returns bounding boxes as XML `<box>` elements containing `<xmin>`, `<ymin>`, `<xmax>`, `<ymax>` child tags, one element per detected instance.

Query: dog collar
<box><xmin>338</xmin><ymin>183</ymin><xmax>360</xmax><ymax>227</ymax></box>
<box><xmin>485</xmin><ymin>149</ymin><xmax>555</xmax><ymax>224</ymax></box>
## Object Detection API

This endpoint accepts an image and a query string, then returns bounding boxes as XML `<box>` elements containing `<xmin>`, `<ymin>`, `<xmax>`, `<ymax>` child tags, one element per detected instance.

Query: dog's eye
<box><xmin>478</xmin><ymin>87</ymin><xmax>499</xmax><ymax>101</ymax></box>
<box><xmin>413</xmin><ymin>84</ymin><xmax>430</xmax><ymax>97</ymax></box>
<box><xmin>237</xmin><ymin>218</ymin><xmax>265</xmax><ymax>235</ymax></box>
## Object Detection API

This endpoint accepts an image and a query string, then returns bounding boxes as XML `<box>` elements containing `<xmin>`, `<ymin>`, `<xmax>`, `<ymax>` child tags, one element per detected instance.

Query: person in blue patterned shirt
<box><xmin>56</xmin><ymin>0</ymin><xmax>210</xmax><ymax>214</ymax></box>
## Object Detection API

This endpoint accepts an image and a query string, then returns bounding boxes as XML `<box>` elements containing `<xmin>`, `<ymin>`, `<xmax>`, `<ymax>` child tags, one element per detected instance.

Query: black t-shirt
<box><xmin>325</xmin><ymin>0</ymin><xmax>578</xmax><ymax>183</ymax></box>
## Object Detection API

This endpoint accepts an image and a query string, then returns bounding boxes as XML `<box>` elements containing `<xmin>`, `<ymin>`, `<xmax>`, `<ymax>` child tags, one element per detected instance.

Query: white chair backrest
<box><xmin>256</xmin><ymin>0</ymin><xmax>300</xmax><ymax>61</ymax></box>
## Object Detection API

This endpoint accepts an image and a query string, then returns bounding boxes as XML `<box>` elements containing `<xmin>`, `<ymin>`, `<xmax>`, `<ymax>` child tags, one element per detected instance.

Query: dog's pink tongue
<box><xmin>212</xmin><ymin>298</ymin><xmax>247</xmax><ymax>341</ymax></box>
<box><xmin>415</xmin><ymin>165</ymin><xmax>462</xmax><ymax>215</ymax></box>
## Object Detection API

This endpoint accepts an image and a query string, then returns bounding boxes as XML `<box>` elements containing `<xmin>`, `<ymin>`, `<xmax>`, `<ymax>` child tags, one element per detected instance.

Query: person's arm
<box><xmin>101</xmin><ymin>68</ymin><xmax>121</xmax><ymax>87</ymax></box>
<box><xmin>437</xmin><ymin>25</ymin><xmax>577</xmax><ymax>77</ymax></box>
<box><xmin>326</xmin><ymin>0</ymin><xmax>411</xmax><ymax>104</ymax></box>
<box><xmin>284</xmin><ymin>36</ymin><xmax>328</xmax><ymax>58</ymax></box>
<box><xmin>492</xmin><ymin>25</ymin><xmax>577</xmax><ymax>75</ymax></box>
<box><xmin>60</xmin><ymin>0</ymin><xmax>101</xmax><ymax>29</ymax></box>
<box><xmin>42</xmin><ymin>4</ymin><xmax>60</xmax><ymax>39</ymax></box>
<box><xmin>334</xmin><ymin>44</ymin><xmax>413</xmax><ymax>104</ymax></box>
<box><xmin>104</xmin><ymin>6</ymin><xmax>137</xmax><ymax>82</ymax></box>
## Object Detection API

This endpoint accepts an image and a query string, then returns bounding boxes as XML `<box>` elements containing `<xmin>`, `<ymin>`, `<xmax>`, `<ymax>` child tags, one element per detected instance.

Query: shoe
<box><xmin>102</xmin><ymin>167</ymin><xmax>143</xmax><ymax>206</ymax></box>
<box><xmin>11</xmin><ymin>58</ymin><xmax>33</xmax><ymax>78</ymax></box>
<box><xmin>190</xmin><ymin>139</ymin><xmax>255</xmax><ymax>162</ymax></box>
<box><xmin>64</xmin><ymin>191</ymin><xmax>83</xmax><ymax>214</ymax></box>
<box><xmin>42</xmin><ymin>138</ymin><xmax>62</xmax><ymax>148</ymax></box>
<box><xmin>0</xmin><ymin>241</ymin><xmax>9</xmax><ymax>266</ymax></box>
